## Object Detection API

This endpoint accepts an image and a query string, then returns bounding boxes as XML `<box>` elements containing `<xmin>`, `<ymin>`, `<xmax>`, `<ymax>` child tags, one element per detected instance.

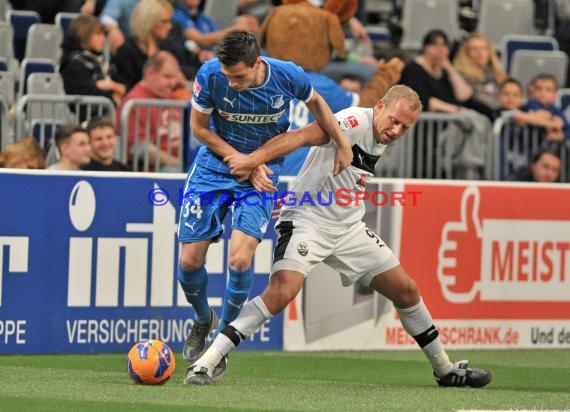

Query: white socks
<box><xmin>396</xmin><ymin>298</ymin><xmax>453</xmax><ymax>377</ymax></box>
<box><xmin>194</xmin><ymin>296</ymin><xmax>273</xmax><ymax>373</ymax></box>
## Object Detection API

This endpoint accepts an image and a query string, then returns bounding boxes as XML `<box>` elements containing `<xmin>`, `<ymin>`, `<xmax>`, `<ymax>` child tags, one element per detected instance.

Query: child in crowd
<box><xmin>494</xmin><ymin>77</ymin><xmax>568</xmax><ymax>177</ymax></box>
<box><xmin>524</xmin><ymin>73</ymin><xmax>570</xmax><ymax>142</ymax></box>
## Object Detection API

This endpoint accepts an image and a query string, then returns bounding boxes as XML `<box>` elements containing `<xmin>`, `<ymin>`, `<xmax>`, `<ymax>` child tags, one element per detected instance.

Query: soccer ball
<box><xmin>127</xmin><ymin>339</ymin><xmax>176</xmax><ymax>385</ymax></box>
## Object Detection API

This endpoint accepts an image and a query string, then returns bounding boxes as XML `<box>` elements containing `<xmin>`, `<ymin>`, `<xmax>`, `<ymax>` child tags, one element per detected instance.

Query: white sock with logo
<box><xmin>194</xmin><ymin>296</ymin><xmax>273</xmax><ymax>374</ymax></box>
<box><xmin>396</xmin><ymin>298</ymin><xmax>453</xmax><ymax>377</ymax></box>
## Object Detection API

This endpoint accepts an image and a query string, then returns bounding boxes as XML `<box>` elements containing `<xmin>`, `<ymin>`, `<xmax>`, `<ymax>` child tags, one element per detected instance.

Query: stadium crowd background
<box><xmin>0</xmin><ymin>0</ymin><xmax>569</xmax><ymax>182</ymax></box>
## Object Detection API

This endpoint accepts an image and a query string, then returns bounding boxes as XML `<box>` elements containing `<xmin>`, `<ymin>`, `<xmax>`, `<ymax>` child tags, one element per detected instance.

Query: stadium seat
<box><xmin>399</xmin><ymin>0</ymin><xmax>459</xmax><ymax>51</ymax></box>
<box><xmin>501</xmin><ymin>34</ymin><xmax>558</xmax><ymax>73</ymax></box>
<box><xmin>26</xmin><ymin>72</ymin><xmax>65</xmax><ymax>96</ymax></box>
<box><xmin>6</xmin><ymin>9</ymin><xmax>41</xmax><ymax>62</ymax></box>
<box><xmin>476</xmin><ymin>0</ymin><xmax>535</xmax><ymax>51</ymax></box>
<box><xmin>365</xmin><ymin>26</ymin><xmax>392</xmax><ymax>42</ymax></box>
<box><xmin>510</xmin><ymin>50</ymin><xmax>568</xmax><ymax>93</ymax></box>
<box><xmin>17</xmin><ymin>58</ymin><xmax>57</xmax><ymax>99</ymax></box>
<box><xmin>0</xmin><ymin>70</ymin><xmax>15</xmax><ymax>106</ymax></box>
<box><xmin>0</xmin><ymin>21</ymin><xmax>13</xmax><ymax>66</ymax></box>
<box><xmin>55</xmin><ymin>12</ymin><xmax>79</xmax><ymax>38</ymax></box>
<box><xmin>0</xmin><ymin>70</ymin><xmax>14</xmax><ymax>149</ymax></box>
<box><xmin>24</xmin><ymin>24</ymin><xmax>63</xmax><ymax>62</ymax></box>
<box><xmin>203</xmin><ymin>0</ymin><xmax>238</xmax><ymax>29</ymax></box>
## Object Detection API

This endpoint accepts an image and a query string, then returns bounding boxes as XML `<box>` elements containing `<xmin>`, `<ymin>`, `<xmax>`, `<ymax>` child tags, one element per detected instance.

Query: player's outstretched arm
<box><xmin>224</xmin><ymin>123</ymin><xmax>329</xmax><ymax>181</ymax></box>
<box><xmin>305</xmin><ymin>91</ymin><xmax>353</xmax><ymax>176</ymax></box>
<box><xmin>191</xmin><ymin>106</ymin><xmax>240</xmax><ymax>158</ymax></box>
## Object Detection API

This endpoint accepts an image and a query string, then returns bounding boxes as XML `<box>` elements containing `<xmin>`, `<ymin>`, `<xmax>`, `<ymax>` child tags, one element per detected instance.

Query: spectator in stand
<box><xmin>495</xmin><ymin>78</ymin><xmax>566</xmax><ymax>136</ymax></box>
<box><xmin>508</xmin><ymin>148</ymin><xmax>561</xmax><ymax>182</ymax></box>
<box><xmin>112</xmin><ymin>0</ymin><xmax>198</xmax><ymax>92</ymax></box>
<box><xmin>399</xmin><ymin>29</ymin><xmax>493</xmax><ymax>178</ymax></box>
<box><xmin>524</xmin><ymin>73</ymin><xmax>570</xmax><ymax>142</ymax></box>
<box><xmin>60</xmin><ymin>15</ymin><xmax>126</xmax><ymax>106</ymax></box>
<box><xmin>172</xmin><ymin>0</ymin><xmax>259</xmax><ymax>58</ymax></box>
<box><xmin>494</xmin><ymin>78</ymin><xmax>567</xmax><ymax>176</ymax></box>
<box><xmin>47</xmin><ymin>124</ymin><xmax>92</xmax><ymax>170</ymax></box>
<box><xmin>81</xmin><ymin>116</ymin><xmax>132</xmax><ymax>171</ymax></box>
<box><xmin>400</xmin><ymin>30</ymin><xmax>488</xmax><ymax>116</ymax></box>
<box><xmin>0</xmin><ymin>138</ymin><xmax>45</xmax><ymax>169</ymax></box>
<box><xmin>99</xmin><ymin>0</ymin><xmax>138</xmax><ymax>54</ymax></box>
<box><xmin>116</xmin><ymin>51</ymin><xmax>183</xmax><ymax>172</ymax></box>
<box><xmin>453</xmin><ymin>32</ymin><xmax>507</xmax><ymax>114</ymax></box>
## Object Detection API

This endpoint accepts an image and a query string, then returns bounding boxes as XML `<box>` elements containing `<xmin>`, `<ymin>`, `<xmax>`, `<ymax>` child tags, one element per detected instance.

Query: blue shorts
<box><xmin>177</xmin><ymin>164</ymin><xmax>279</xmax><ymax>243</ymax></box>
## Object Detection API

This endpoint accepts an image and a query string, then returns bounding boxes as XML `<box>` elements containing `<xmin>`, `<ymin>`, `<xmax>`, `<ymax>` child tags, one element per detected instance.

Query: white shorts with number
<box><xmin>271</xmin><ymin>219</ymin><xmax>400</xmax><ymax>287</ymax></box>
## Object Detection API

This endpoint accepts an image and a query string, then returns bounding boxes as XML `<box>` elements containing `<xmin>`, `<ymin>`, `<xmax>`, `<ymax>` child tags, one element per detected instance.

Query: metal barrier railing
<box><xmin>0</xmin><ymin>95</ymin><xmax>9</xmax><ymax>150</ymax></box>
<box><xmin>119</xmin><ymin>98</ymin><xmax>189</xmax><ymax>173</ymax></box>
<box><xmin>376</xmin><ymin>112</ymin><xmax>492</xmax><ymax>180</ymax></box>
<box><xmin>488</xmin><ymin>114</ymin><xmax>570</xmax><ymax>182</ymax></box>
<box><xmin>15</xmin><ymin>94</ymin><xmax>115</xmax><ymax>150</ymax></box>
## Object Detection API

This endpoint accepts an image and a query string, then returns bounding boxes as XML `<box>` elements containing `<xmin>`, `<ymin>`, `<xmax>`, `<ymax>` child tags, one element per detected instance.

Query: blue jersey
<box><xmin>172</xmin><ymin>7</ymin><xmax>219</xmax><ymax>36</ymax></box>
<box><xmin>191</xmin><ymin>57</ymin><xmax>314</xmax><ymax>175</ymax></box>
<box><xmin>283</xmin><ymin>72</ymin><xmax>357</xmax><ymax>176</ymax></box>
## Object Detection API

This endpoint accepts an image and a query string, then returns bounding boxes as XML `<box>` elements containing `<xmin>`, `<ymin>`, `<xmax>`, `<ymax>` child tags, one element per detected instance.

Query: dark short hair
<box><xmin>422</xmin><ymin>29</ymin><xmax>449</xmax><ymax>49</ymax></box>
<box><xmin>499</xmin><ymin>77</ymin><xmax>523</xmax><ymax>92</ymax></box>
<box><xmin>86</xmin><ymin>116</ymin><xmax>116</xmax><ymax>134</ymax></box>
<box><xmin>214</xmin><ymin>30</ymin><xmax>260</xmax><ymax>67</ymax></box>
<box><xmin>530</xmin><ymin>72</ymin><xmax>558</xmax><ymax>87</ymax></box>
<box><xmin>55</xmin><ymin>124</ymin><xmax>87</xmax><ymax>148</ymax></box>
<box><xmin>532</xmin><ymin>148</ymin><xmax>560</xmax><ymax>164</ymax></box>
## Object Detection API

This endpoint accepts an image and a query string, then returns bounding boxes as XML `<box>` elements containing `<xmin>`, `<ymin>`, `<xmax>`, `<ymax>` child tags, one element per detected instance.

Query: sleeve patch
<box><xmin>193</xmin><ymin>80</ymin><xmax>201</xmax><ymax>97</ymax></box>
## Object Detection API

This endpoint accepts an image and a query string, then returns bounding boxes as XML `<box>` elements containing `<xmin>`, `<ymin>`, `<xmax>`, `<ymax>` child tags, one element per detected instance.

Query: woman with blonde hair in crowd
<box><xmin>113</xmin><ymin>0</ymin><xmax>196</xmax><ymax>92</ymax></box>
<box><xmin>0</xmin><ymin>138</ymin><xmax>45</xmax><ymax>169</ymax></box>
<box><xmin>453</xmin><ymin>32</ymin><xmax>507</xmax><ymax>114</ymax></box>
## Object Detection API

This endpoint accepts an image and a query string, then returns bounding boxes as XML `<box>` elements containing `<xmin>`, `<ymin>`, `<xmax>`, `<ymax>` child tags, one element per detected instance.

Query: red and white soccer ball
<box><xmin>127</xmin><ymin>339</ymin><xmax>176</xmax><ymax>385</ymax></box>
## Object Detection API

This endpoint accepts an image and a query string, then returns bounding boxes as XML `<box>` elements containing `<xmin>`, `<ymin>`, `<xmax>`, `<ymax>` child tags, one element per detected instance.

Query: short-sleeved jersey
<box><xmin>281</xmin><ymin>106</ymin><xmax>386</xmax><ymax>226</ymax></box>
<box><xmin>191</xmin><ymin>57</ymin><xmax>314</xmax><ymax>175</ymax></box>
<box><xmin>282</xmin><ymin>72</ymin><xmax>358</xmax><ymax>176</ymax></box>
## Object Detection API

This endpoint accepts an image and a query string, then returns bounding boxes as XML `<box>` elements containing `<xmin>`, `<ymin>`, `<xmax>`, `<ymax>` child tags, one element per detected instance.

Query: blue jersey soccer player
<box><xmin>185</xmin><ymin>85</ymin><xmax>493</xmax><ymax>388</ymax></box>
<box><xmin>178</xmin><ymin>30</ymin><xmax>352</xmax><ymax>368</ymax></box>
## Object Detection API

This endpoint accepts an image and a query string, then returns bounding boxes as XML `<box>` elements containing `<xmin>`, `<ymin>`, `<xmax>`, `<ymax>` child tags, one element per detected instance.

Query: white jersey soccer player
<box><xmin>185</xmin><ymin>85</ymin><xmax>493</xmax><ymax>389</ymax></box>
<box><xmin>272</xmin><ymin>106</ymin><xmax>399</xmax><ymax>287</ymax></box>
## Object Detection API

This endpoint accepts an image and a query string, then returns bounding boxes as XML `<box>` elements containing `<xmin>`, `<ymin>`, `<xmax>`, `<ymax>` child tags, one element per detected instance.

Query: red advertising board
<box><xmin>400</xmin><ymin>183</ymin><xmax>570</xmax><ymax>320</ymax></box>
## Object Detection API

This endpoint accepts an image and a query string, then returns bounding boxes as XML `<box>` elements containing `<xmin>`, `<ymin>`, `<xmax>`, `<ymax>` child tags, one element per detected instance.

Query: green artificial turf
<box><xmin>0</xmin><ymin>350</ymin><xmax>569</xmax><ymax>411</ymax></box>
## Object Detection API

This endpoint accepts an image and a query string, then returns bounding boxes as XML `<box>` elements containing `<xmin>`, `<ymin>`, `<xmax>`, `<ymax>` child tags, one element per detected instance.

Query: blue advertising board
<box><xmin>0</xmin><ymin>170</ymin><xmax>283</xmax><ymax>354</ymax></box>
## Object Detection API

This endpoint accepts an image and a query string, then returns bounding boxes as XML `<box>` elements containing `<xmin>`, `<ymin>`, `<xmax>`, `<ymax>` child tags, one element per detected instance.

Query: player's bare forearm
<box><xmin>248</xmin><ymin>124</ymin><xmax>329</xmax><ymax>164</ymax></box>
<box><xmin>306</xmin><ymin>92</ymin><xmax>353</xmax><ymax>175</ymax></box>
<box><xmin>305</xmin><ymin>92</ymin><xmax>350</xmax><ymax>149</ymax></box>
<box><xmin>190</xmin><ymin>106</ymin><xmax>239</xmax><ymax>158</ymax></box>
<box><xmin>224</xmin><ymin>123</ymin><xmax>330</xmax><ymax>180</ymax></box>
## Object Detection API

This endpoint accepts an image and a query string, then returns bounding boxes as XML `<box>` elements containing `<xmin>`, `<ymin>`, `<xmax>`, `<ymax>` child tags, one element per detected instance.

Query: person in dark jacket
<box><xmin>59</xmin><ymin>15</ymin><xmax>126</xmax><ymax>105</ymax></box>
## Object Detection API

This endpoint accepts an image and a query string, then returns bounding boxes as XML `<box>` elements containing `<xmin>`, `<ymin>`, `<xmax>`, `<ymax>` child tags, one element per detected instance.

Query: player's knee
<box><xmin>264</xmin><ymin>286</ymin><xmax>296</xmax><ymax>312</ymax></box>
<box><xmin>393</xmin><ymin>279</ymin><xmax>420</xmax><ymax>308</ymax></box>
<box><xmin>179</xmin><ymin>254</ymin><xmax>204</xmax><ymax>273</ymax></box>
<box><xmin>228</xmin><ymin>254</ymin><xmax>252</xmax><ymax>272</ymax></box>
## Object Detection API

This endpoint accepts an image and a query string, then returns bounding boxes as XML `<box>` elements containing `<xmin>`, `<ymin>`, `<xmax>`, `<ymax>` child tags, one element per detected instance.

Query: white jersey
<box><xmin>280</xmin><ymin>107</ymin><xmax>387</xmax><ymax>226</ymax></box>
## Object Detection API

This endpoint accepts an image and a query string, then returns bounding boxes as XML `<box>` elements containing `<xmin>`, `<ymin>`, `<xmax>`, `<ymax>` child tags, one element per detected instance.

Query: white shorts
<box><xmin>271</xmin><ymin>219</ymin><xmax>400</xmax><ymax>286</ymax></box>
